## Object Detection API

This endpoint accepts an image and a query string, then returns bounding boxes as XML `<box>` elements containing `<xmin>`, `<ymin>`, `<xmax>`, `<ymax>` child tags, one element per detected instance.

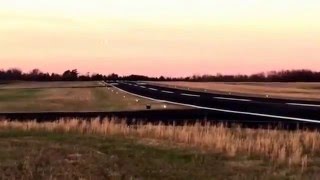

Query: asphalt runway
<box><xmin>108</xmin><ymin>81</ymin><xmax>320</xmax><ymax>125</ymax></box>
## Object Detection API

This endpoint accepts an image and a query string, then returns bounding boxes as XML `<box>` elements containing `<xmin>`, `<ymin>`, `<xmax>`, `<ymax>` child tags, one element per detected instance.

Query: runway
<box><xmin>109</xmin><ymin>81</ymin><xmax>320</xmax><ymax>124</ymax></box>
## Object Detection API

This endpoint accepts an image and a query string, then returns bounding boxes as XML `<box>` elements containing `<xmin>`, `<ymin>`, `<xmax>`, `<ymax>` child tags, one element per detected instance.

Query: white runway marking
<box><xmin>161</xmin><ymin>90</ymin><xmax>174</xmax><ymax>94</ymax></box>
<box><xmin>140</xmin><ymin>86</ymin><xmax>146</xmax><ymax>88</ymax></box>
<box><xmin>214</xmin><ymin>97</ymin><xmax>252</xmax><ymax>102</ymax></box>
<box><xmin>286</xmin><ymin>103</ymin><xmax>320</xmax><ymax>108</ymax></box>
<box><xmin>106</xmin><ymin>83</ymin><xmax>320</xmax><ymax>124</ymax></box>
<box><xmin>149</xmin><ymin>88</ymin><xmax>158</xmax><ymax>91</ymax></box>
<box><xmin>181</xmin><ymin>93</ymin><xmax>200</xmax><ymax>97</ymax></box>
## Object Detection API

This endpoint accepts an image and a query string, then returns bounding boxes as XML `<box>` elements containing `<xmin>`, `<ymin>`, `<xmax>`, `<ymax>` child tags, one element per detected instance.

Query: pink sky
<box><xmin>1</xmin><ymin>0</ymin><xmax>320</xmax><ymax>76</ymax></box>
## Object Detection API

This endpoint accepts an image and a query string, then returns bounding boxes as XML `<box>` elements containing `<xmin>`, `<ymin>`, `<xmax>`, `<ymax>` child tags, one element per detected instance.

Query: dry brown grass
<box><xmin>1</xmin><ymin>119</ymin><xmax>319</xmax><ymax>170</ymax></box>
<box><xmin>151</xmin><ymin>81</ymin><xmax>320</xmax><ymax>101</ymax></box>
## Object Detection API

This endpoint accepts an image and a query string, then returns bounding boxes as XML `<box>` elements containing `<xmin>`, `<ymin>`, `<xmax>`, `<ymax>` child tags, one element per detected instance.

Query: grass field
<box><xmin>150</xmin><ymin>81</ymin><xmax>320</xmax><ymax>101</ymax></box>
<box><xmin>0</xmin><ymin>81</ymin><xmax>99</xmax><ymax>89</ymax></box>
<box><xmin>0</xmin><ymin>119</ymin><xmax>319</xmax><ymax>179</ymax></box>
<box><xmin>0</xmin><ymin>81</ymin><xmax>184</xmax><ymax>112</ymax></box>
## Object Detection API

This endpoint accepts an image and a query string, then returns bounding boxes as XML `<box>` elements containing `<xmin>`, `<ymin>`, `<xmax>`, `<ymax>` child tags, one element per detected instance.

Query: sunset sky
<box><xmin>0</xmin><ymin>0</ymin><xmax>319</xmax><ymax>76</ymax></box>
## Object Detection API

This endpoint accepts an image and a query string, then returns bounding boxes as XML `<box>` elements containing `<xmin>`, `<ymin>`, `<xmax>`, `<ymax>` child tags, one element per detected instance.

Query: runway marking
<box><xmin>110</xmin><ymin>83</ymin><xmax>119</xmax><ymax>85</ymax></box>
<box><xmin>138</xmin><ymin>83</ymin><xmax>147</xmax><ymax>85</ymax></box>
<box><xmin>106</xmin><ymin>83</ymin><xmax>320</xmax><ymax>124</ymax></box>
<box><xmin>161</xmin><ymin>90</ymin><xmax>174</xmax><ymax>94</ymax></box>
<box><xmin>149</xmin><ymin>88</ymin><xmax>158</xmax><ymax>91</ymax></box>
<box><xmin>286</xmin><ymin>103</ymin><xmax>320</xmax><ymax>108</ymax></box>
<box><xmin>214</xmin><ymin>97</ymin><xmax>252</xmax><ymax>102</ymax></box>
<box><xmin>140</xmin><ymin>86</ymin><xmax>146</xmax><ymax>88</ymax></box>
<box><xmin>181</xmin><ymin>93</ymin><xmax>200</xmax><ymax>97</ymax></box>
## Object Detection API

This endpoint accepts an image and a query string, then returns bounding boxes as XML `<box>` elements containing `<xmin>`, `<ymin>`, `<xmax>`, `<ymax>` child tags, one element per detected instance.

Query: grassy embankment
<box><xmin>0</xmin><ymin>81</ymin><xmax>183</xmax><ymax>112</ymax></box>
<box><xmin>1</xmin><ymin>119</ymin><xmax>320</xmax><ymax>179</ymax></box>
<box><xmin>151</xmin><ymin>81</ymin><xmax>320</xmax><ymax>101</ymax></box>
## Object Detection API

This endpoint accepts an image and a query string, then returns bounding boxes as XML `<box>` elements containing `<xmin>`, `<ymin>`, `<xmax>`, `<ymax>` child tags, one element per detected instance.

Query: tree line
<box><xmin>1</xmin><ymin>68</ymin><xmax>320</xmax><ymax>82</ymax></box>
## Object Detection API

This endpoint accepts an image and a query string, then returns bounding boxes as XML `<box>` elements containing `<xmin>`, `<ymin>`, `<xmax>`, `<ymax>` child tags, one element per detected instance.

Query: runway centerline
<box><xmin>181</xmin><ymin>93</ymin><xmax>200</xmax><ymax>97</ymax></box>
<box><xmin>214</xmin><ymin>96</ymin><xmax>252</xmax><ymax>102</ymax></box>
<box><xmin>161</xmin><ymin>90</ymin><xmax>174</xmax><ymax>94</ymax></box>
<box><xmin>286</xmin><ymin>103</ymin><xmax>320</xmax><ymax>108</ymax></box>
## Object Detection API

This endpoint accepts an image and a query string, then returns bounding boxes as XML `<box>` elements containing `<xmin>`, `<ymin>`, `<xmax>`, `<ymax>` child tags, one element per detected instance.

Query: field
<box><xmin>0</xmin><ymin>81</ymin><xmax>184</xmax><ymax>112</ymax></box>
<box><xmin>0</xmin><ymin>119</ymin><xmax>320</xmax><ymax>179</ymax></box>
<box><xmin>1</xmin><ymin>81</ymin><xmax>319</xmax><ymax>178</ymax></box>
<box><xmin>150</xmin><ymin>81</ymin><xmax>320</xmax><ymax>101</ymax></box>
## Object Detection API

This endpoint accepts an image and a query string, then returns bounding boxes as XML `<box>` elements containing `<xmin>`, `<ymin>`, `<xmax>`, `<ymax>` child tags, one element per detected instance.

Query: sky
<box><xmin>0</xmin><ymin>0</ymin><xmax>319</xmax><ymax>76</ymax></box>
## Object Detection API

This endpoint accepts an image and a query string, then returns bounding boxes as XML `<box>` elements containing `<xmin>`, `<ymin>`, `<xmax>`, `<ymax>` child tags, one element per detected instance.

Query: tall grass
<box><xmin>1</xmin><ymin>118</ymin><xmax>319</xmax><ymax>169</ymax></box>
